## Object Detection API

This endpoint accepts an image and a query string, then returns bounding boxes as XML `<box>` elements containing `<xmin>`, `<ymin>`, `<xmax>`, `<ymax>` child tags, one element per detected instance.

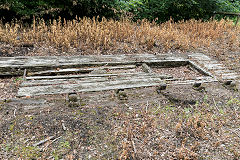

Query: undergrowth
<box><xmin>0</xmin><ymin>17</ymin><xmax>239</xmax><ymax>56</ymax></box>
<box><xmin>116</xmin><ymin>99</ymin><xmax>240</xmax><ymax>160</ymax></box>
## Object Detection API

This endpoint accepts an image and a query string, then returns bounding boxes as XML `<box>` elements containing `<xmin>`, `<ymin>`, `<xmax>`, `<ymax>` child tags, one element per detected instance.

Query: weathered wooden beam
<box><xmin>28</xmin><ymin>65</ymin><xmax>137</xmax><ymax>76</ymax></box>
<box><xmin>17</xmin><ymin>78</ymin><xmax>166</xmax><ymax>97</ymax></box>
<box><xmin>168</xmin><ymin>78</ymin><xmax>218</xmax><ymax>85</ymax></box>
<box><xmin>188</xmin><ymin>60</ymin><xmax>214</xmax><ymax>77</ymax></box>
<box><xmin>0</xmin><ymin>55</ymin><xmax>184</xmax><ymax>76</ymax></box>
<box><xmin>22</xmin><ymin>76</ymin><xmax>215</xmax><ymax>88</ymax></box>
<box><xmin>21</xmin><ymin>77</ymin><xmax>109</xmax><ymax>87</ymax></box>
<box><xmin>0</xmin><ymin>62</ymin><xmax>137</xmax><ymax>76</ymax></box>
<box><xmin>17</xmin><ymin>75</ymin><xmax>217</xmax><ymax>97</ymax></box>
<box><xmin>26</xmin><ymin>72</ymin><xmax>173</xmax><ymax>80</ymax></box>
<box><xmin>21</xmin><ymin>73</ymin><xmax>173</xmax><ymax>87</ymax></box>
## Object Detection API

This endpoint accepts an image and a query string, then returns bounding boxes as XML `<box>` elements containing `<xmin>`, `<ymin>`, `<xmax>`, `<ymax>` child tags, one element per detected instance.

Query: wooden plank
<box><xmin>0</xmin><ymin>55</ymin><xmax>184</xmax><ymax>76</ymax></box>
<box><xmin>21</xmin><ymin>77</ymin><xmax>109</xmax><ymax>87</ymax></box>
<box><xmin>17</xmin><ymin>78</ymin><xmax>166</xmax><ymax>97</ymax></box>
<box><xmin>188</xmin><ymin>60</ymin><xmax>214</xmax><ymax>77</ymax></box>
<box><xmin>213</xmin><ymin>11</ymin><xmax>240</xmax><ymax>26</ymax></box>
<box><xmin>0</xmin><ymin>61</ymin><xmax>137</xmax><ymax>76</ymax></box>
<box><xmin>28</xmin><ymin>65</ymin><xmax>137</xmax><ymax>76</ymax></box>
<box><xmin>18</xmin><ymin>75</ymin><xmax>217</xmax><ymax>97</ymax></box>
<box><xmin>22</xmin><ymin>76</ymin><xmax>215</xmax><ymax>87</ymax></box>
<box><xmin>26</xmin><ymin>72</ymin><xmax>173</xmax><ymax>80</ymax></box>
<box><xmin>21</xmin><ymin>73</ymin><xmax>173</xmax><ymax>87</ymax></box>
<box><xmin>0</xmin><ymin>54</ymin><xmax>170</xmax><ymax>68</ymax></box>
<box><xmin>168</xmin><ymin>78</ymin><xmax>218</xmax><ymax>85</ymax></box>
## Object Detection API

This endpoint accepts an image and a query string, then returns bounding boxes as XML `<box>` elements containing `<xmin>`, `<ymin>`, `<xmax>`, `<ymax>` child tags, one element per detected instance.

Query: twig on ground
<box><xmin>212</xmin><ymin>98</ymin><xmax>219</xmax><ymax>112</ymax></box>
<box><xmin>146</xmin><ymin>101</ymin><xmax>149</xmax><ymax>113</ymax></box>
<box><xmin>233</xmin><ymin>105</ymin><xmax>239</xmax><ymax>118</ymax></box>
<box><xmin>13</xmin><ymin>108</ymin><xmax>16</xmax><ymax>117</ymax></box>
<box><xmin>230</xmin><ymin>129</ymin><xmax>240</xmax><ymax>138</ymax></box>
<box><xmin>154</xmin><ymin>101</ymin><xmax>161</xmax><ymax>114</ymax></box>
<box><xmin>33</xmin><ymin>136</ymin><xmax>55</xmax><ymax>147</ymax></box>
<box><xmin>41</xmin><ymin>136</ymin><xmax>63</xmax><ymax>151</ymax></box>
<box><xmin>131</xmin><ymin>139</ymin><xmax>137</xmax><ymax>154</ymax></box>
<box><xmin>62</xmin><ymin>120</ymin><xmax>67</xmax><ymax>131</ymax></box>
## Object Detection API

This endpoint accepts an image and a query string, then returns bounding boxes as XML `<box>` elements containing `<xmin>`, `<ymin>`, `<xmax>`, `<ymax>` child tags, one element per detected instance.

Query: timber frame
<box><xmin>0</xmin><ymin>53</ymin><xmax>238</xmax><ymax>97</ymax></box>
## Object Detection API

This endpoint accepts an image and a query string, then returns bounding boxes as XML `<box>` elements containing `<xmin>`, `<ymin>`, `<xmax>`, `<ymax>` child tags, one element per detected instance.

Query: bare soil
<box><xmin>0</xmin><ymin>43</ymin><xmax>240</xmax><ymax>159</ymax></box>
<box><xmin>0</xmin><ymin>77</ymin><xmax>20</xmax><ymax>99</ymax></box>
<box><xmin>0</xmin><ymin>83</ymin><xmax>239</xmax><ymax>159</ymax></box>
<box><xmin>152</xmin><ymin>65</ymin><xmax>203</xmax><ymax>80</ymax></box>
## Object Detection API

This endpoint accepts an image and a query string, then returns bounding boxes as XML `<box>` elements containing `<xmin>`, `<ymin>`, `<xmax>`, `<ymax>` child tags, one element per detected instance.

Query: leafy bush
<box><xmin>218</xmin><ymin>0</ymin><xmax>240</xmax><ymax>12</ymax></box>
<box><xmin>128</xmin><ymin>0</ymin><xmax>220</xmax><ymax>22</ymax></box>
<box><xmin>70</xmin><ymin>0</ymin><xmax>118</xmax><ymax>19</ymax></box>
<box><xmin>0</xmin><ymin>0</ymin><xmax>118</xmax><ymax>22</ymax></box>
<box><xmin>121</xmin><ymin>0</ymin><xmax>240</xmax><ymax>23</ymax></box>
<box><xmin>1</xmin><ymin>0</ymin><xmax>240</xmax><ymax>23</ymax></box>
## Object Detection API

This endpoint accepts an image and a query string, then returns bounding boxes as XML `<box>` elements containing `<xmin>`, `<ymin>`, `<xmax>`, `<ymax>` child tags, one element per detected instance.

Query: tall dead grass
<box><xmin>0</xmin><ymin>17</ymin><xmax>239</xmax><ymax>54</ymax></box>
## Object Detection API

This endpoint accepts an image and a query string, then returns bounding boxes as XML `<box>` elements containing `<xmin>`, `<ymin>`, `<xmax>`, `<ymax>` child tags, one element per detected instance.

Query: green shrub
<box><xmin>122</xmin><ymin>0</ymin><xmax>240</xmax><ymax>23</ymax></box>
<box><xmin>1</xmin><ymin>0</ymin><xmax>240</xmax><ymax>23</ymax></box>
<box><xmin>131</xmin><ymin>0</ymin><xmax>220</xmax><ymax>22</ymax></box>
<box><xmin>0</xmin><ymin>0</ymin><xmax>118</xmax><ymax>22</ymax></box>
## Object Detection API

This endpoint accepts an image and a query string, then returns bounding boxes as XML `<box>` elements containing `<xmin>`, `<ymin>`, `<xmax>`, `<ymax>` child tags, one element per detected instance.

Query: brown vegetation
<box><xmin>0</xmin><ymin>17</ymin><xmax>239</xmax><ymax>55</ymax></box>
<box><xmin>0</xmin><ymin>17</ymin><xmax>240</xmax><ymax>159</ymax></box>
<box><xmin>1</xmin><ymin>85</ymin><xmax>240</xmax><ymax>159</ymax></box>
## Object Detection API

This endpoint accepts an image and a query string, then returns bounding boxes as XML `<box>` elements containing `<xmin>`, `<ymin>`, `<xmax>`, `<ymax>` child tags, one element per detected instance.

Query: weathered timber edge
<box><xmin>28</xmin><ymin>65</ymin><xmax>137</xmax><ymax>76</ymax></box>
<box><xmin>17</xmin><ymin>76</ymin><xmax>217</xmax><ymax>97</ymax></box>
<box><xmin>188</xmin><ymin>60</ymin><xmax>214</xmax><ymax>77</ymax></box>
<box><xmin>17</xmin><ymin>78</ymin><xmax>166</xmax><ymax>97</ymax></box>
<box><xmin>0</xmin><ymin>55</ymin><xmax>186</xmax><ymax>76</ymax></box>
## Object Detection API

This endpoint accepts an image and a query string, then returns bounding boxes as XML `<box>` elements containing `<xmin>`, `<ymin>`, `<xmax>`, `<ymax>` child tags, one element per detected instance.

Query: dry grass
<box><xmin>116</xmin><ymin>100</ymin><xmax>240</xmax><ymax>160</ymax></box>
<box><xmin>0</xmin><ymin>17</ymin><xmax>240</xmax><ymax>160</ymax></box>
<box><xmin>0</xmin><ymin>17</ymin><xmax>240</xmax><ymax>55</ymax></box>
<box><xmin>1</xmin><ymin>92</ymin><xmax>239</xmax><ymax>159</ymax></box>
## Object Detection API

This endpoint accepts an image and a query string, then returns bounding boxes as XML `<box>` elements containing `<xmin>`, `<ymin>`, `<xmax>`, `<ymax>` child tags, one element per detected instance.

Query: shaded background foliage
<box><xmin>126</xmin><ymin>0</ymin><xmax>220</xmax><ymax>22</ymax></box>
<box><xmin>0</xmin><ymin>0</ymin><xmax>240</xmax><ymax>23</ymax></box>
<box><xmin>120</xmin><ymin>0</ymin><xmax>240</xmax><ymax>22</ymax></box>
<box><xmin>0</xmin><ymin>0</ymin><xmax>117</xmax><ymax>23</ymax></box>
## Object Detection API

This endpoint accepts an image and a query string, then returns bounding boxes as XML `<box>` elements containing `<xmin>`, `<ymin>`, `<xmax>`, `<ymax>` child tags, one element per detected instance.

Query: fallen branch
<box><xmin>13</xmin><ymin>108</ymin><xmax>17</xmax><ymax>117</ymax></box>
<box><xmin>33</xmin><ymin>136</ymin><xmax>55</xmax><ymax>147</ymax></box>
<box><xmin>131</xmin><ymin>139</ymin><xmax>137</xmax><ymax>154</ymax></box>
<box><xmin>62</xmin><ymin>120</ymin><xmax>67</xmax><ymax>131</ymax></box>
<box><xmin>230</xmin><ymin>129</ymin><xmax>240</xmax><ymax>138</ymax></box>
<box><xmin>146</xmin><ymin>101</ymin><xmax>149</xmax><ymax>113</ymax></box>
<box><xmin>41</xmin><ymin>136</ymin><xmax>63</xmax><ymax>151</ymax></box>
<box><xmin>212</xmin><ymin>98</ymin><xmax>219</xmax><ymax>112</ymax></box>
